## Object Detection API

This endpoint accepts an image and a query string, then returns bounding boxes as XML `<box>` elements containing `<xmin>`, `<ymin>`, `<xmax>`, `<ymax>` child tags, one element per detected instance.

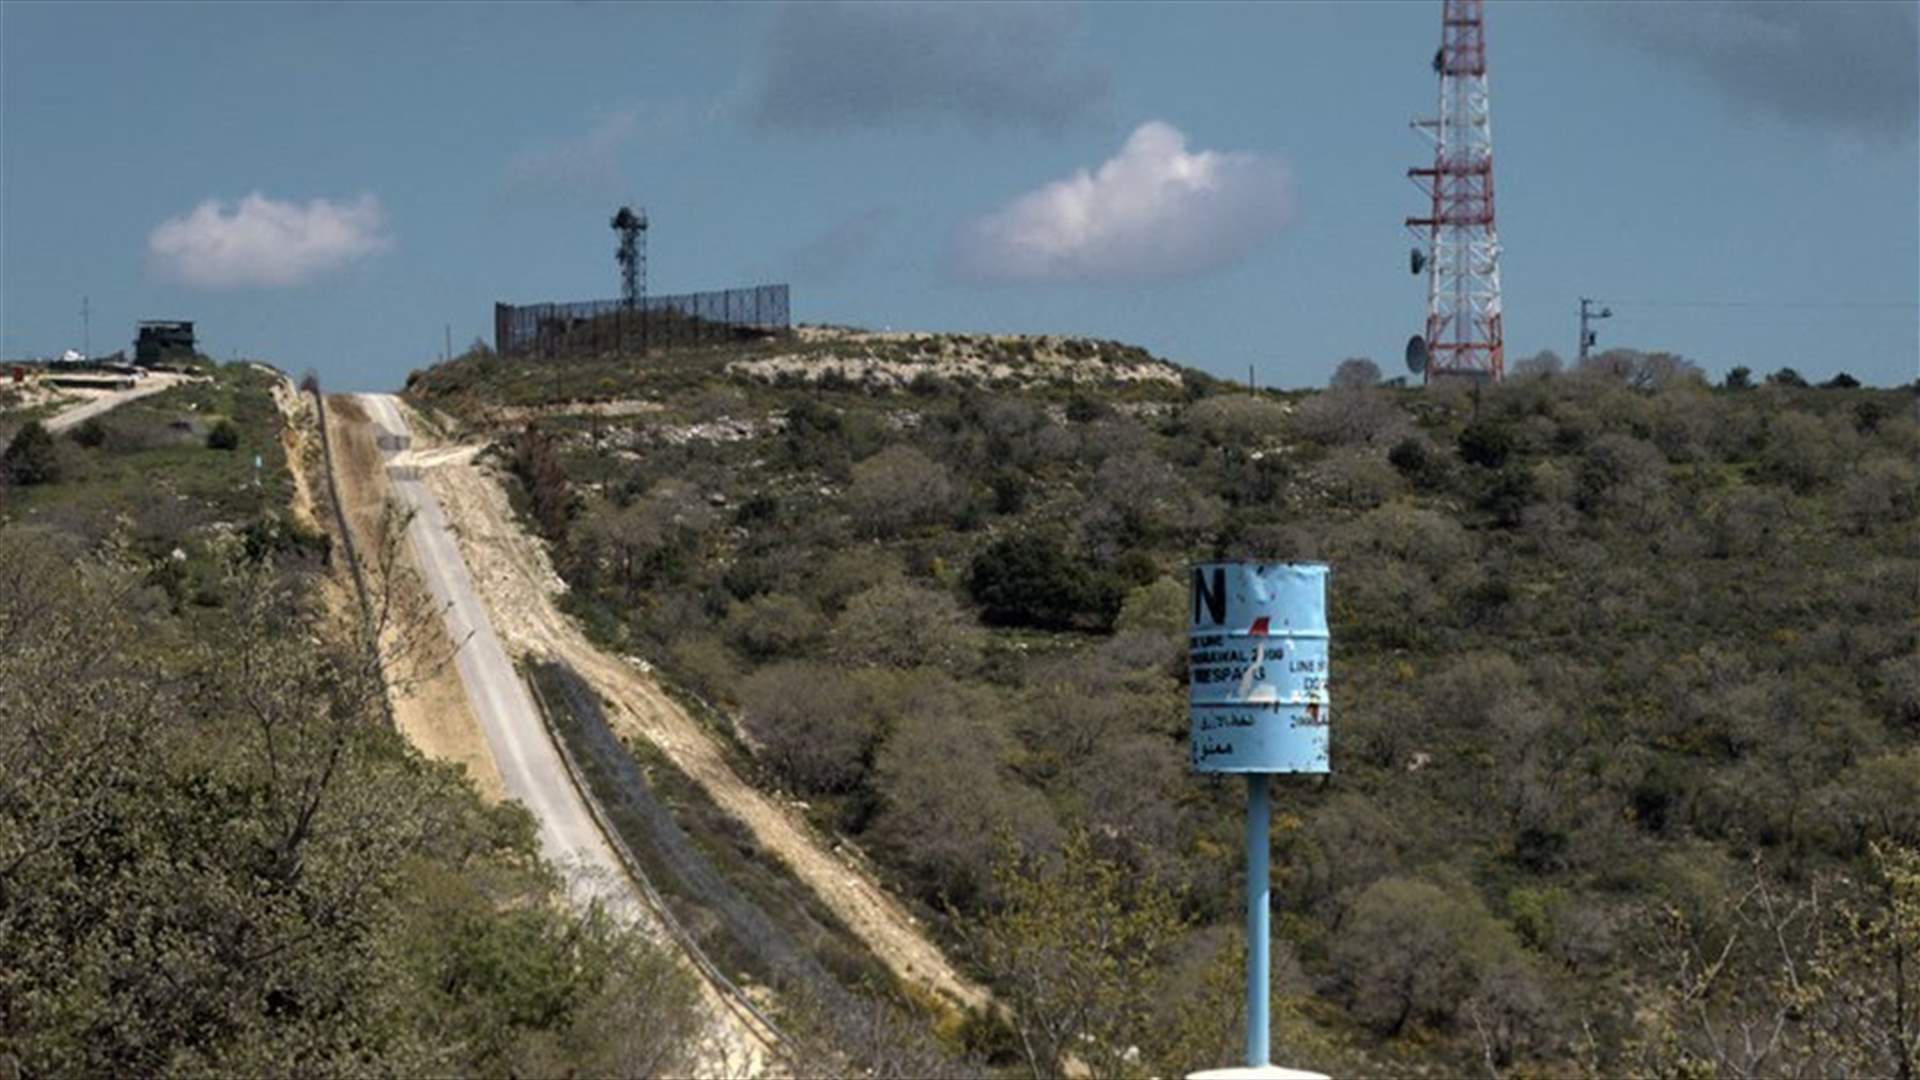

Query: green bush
<box><xmin>1457</xmin><ymin>418</ymin><xmax>1516</xmax><ymax>468</ymax></box>
<box><xmin>205</xmin><ymin>419</ymin><xmax>240</xmax><ymax>450</ymax></box>
<box><xmin>70</xmin><ymin>417</ymin><xmax>108</xmax><ymax>448</ymax></box>
<box><xmin>967</xmin><ymin>533</ymin><xmax>1118</xmax><ymax>632</ymax></box>
<box><xmin>3</xmin><ymin>421</ymin><xmax>60</xmax><ymax>485</ymax></box>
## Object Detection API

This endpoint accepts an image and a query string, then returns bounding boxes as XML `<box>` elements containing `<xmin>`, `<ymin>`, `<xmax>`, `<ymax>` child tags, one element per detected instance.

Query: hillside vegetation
<box><xmin>407</xmin><ymin>329</ymin><xmax>1920</xmax><ymax>1076</ymax></box>
<box><xmin>0</xmin><ymin>364</ymin><xmax>706</xmax><ymax>1075</ymax></box>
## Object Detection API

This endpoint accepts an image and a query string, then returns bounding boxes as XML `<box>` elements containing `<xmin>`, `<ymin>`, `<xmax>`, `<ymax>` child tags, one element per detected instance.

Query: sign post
<box><xmin>1187</xmin><ymin>563</ymin><xmax>1330</xmax><ymax>1080</ymax></box>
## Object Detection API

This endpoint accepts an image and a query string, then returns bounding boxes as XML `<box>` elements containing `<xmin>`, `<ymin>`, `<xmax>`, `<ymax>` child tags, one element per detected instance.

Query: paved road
<box><xmin>356</xmin><ymin>393</ymin><xmax>636</xmax><ymax>915</ymax></box>
<box><xmin>43</xmin><ymin>373</ymin><xmax>190</xmax><ymax>434</ymax></box>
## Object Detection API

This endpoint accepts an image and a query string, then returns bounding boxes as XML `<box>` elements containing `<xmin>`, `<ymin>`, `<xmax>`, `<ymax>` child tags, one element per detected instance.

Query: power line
<box><xmin>1596</xmin><ymin>299</ymin><xmax>1919</xmax><ymax>310</ymax></box>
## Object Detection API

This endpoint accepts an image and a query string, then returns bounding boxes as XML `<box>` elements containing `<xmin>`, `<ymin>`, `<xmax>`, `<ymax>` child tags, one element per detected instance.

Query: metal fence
<box><xmin>494</xmin><ymin>284</ymin><xmax>790</xmax><ymax>357</ymax></box>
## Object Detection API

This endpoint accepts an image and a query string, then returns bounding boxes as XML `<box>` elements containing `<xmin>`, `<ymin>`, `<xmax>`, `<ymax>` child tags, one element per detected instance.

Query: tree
<box><xmin>1577</xmin><ymin>349</ymin><xmax>1705</xmax><ymax>390</ymax></box>
<box><xmin>831</xmin><ymin>579</ymin><xmax>982</xmax><ymax>671</ymax></box>
<box><xmin>1842</xmin><ymin>457</ymin><xmax>1920</xmax><ymax>534</ymax></box>
<box><xmin>846</xmin><ymin>444</ymin><xmax>953</xmax><ymax>537</ymax></box>
<box><xmin>967</xmin><ymin>533</ymin><xmax>1116</xmax><ymax>632</ymax></box>
<box><xmin>738</xmin><ymin>661</ymin><xmax>877</xmax><ymax>794</ymax></box>
<box><xmin>1822</xmin><ymin>372</ymin><xmax>1863</xmax><ymax>389</ymax></box>
<box><xmin>1292</xmin><ymin>389</ymin><xmax>1406</xmax><ymax>447</ymax></box>
<box><xmin>1331</xmin><ymin>875</ymin><xmax>1526</xmax><ymax>1036</ymax></box>
<box><xmin>1767</xmin><ymin>366</ymin><xmax>1810</xmax><ymax>388</ymax></box>
<box><xmin>3</xmin><ymin>420</ymin><xmax>60</xmax><ymax>485</ymax></box>
<box><xmin>510</xmin><ymin>423</ymin><xmax>574</xmax><ymax>545</ymax></box>
<box><xmin>966</xmin><ymin>829</ymin><xmax>1188</xmax><ymax>1078</ymax></box>
<box><xmin>869</xmin><ymin>679</ymin><xmax>1057</xmax><ymax>909</ymax></box>
<box><xmin>0</xmin><ymin>528</ymin><xmax>705</xmax><ymax>1077</ymax></box>
<box><xmin>1635</xmin><ymin>847</ymin><xmax>1920</xmax><ymax>1079</ymax></box>
<box><xmin>1185</xmin><ymin>394</ymin><xmax>1290</xmax><ymax>448</ymax></box>
<box><xmin>1725</xmin><ymin>366</ymin><xmax>1755</xmax><ymax>390</ymax></box>
<box><xmin>1511</xmin><ymin>349</ymin><xmax>1564</xmax><ymax>380</ymax></box>
<box><xmin>1330</xmin><ymin>356</ymin><xmax>1383</xmax><ymax>390</ymax></box>
<box><xmin>724</xmin><ymin>590</ymin><xmax>824</xmax><ymax>660</ymax></box>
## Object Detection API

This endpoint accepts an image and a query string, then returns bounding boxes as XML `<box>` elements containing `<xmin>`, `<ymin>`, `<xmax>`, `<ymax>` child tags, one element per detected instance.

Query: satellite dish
<box><xmin>1405</xmin><ymin>335</ymin><xmax>1429</xmax><ymax>375</ymax></box>
<box><xmin>1410</xmin><ymin>248</ymin><xmax>1427</xmax><ymax>275</ymax></box>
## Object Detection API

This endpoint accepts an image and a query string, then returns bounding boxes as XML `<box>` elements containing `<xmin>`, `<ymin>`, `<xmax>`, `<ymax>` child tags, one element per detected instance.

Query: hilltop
<box><xmin>402</xmin><ymin>329</ymin><xmax>1920</xmax><ymax>1076</ymax></box>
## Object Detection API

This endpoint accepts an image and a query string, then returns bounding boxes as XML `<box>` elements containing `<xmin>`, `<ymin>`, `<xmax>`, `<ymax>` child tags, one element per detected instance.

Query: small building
<box><xmin>134</xmin><ymin>320</ymin><xmax>195</xmax><ymax>367</ymax></box>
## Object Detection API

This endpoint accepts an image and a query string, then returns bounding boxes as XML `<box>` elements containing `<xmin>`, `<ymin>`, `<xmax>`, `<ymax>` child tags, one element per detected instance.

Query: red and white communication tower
<box><xmin>1407</xmin><ymin>0</ymin><xmax>1504</xmax><ymax>383</ymax></box>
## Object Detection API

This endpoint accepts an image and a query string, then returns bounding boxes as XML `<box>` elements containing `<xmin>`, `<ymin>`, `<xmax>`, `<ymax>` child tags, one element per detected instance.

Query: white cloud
<box><xmin>147</xmin><ymin>192</ymin><xmax>390</xmax><ymax>289</ymax></box>
<box><xmin>953</xmin><ymin>122</ymin><xmax>1293</xmax><ymax>284</ymax></box>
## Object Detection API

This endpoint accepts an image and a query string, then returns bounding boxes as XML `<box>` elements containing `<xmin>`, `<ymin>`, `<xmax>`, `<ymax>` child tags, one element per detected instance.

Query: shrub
<box><xmin>967</xmin><ymin>533</ymin><xmax>1117</xmax><ymax>632</ymax></box>
<box><xmin>1114</xmin><ymin>576</ymin><xmax>1187</xmax><ymax>639</ymax></box>
<box><xmin>869</xmin><ymin>680</ymin><xmax>1058</xmax><ymax>910</ymax></box>
<box><xmin>1331</xmin><ymin>875</ymin><xmax>1524</xmax><ymax>1036</ymax></box>
<box><xmin>1760</xmin><ymin>411</ymin><xmax>1847</xmax><ymax>492</ymax></box>
<box><xmin>846</xmin><ymin>444</ymin><xmax>953</xmax><ymax>537</ymax></box>
<box><xmin>724</xmin><ymin>591</ymin><xmax>825</xmax><ymax>661</ymax></box>
<box><xmin>2</xmin><ymin>421</ymin><xmax>60</xmax><ymax>485</ymax></box>
<box><xmin>1064</xmin><ymin>394</ymin><xmax>1111</xmax><ymax>423</ymax></box>
<box><xmin>1510</xmin><ymin>350</ymin><xmax>1564</xmax><ymax>380</ymax></box>
<box><xmin>1457</xmin><ymin>419</ymin><xmax>1516</xmax><ymax>469</ymax></box>
<box><xmin>1313</xmin><ymin>448</ymin><xmax>1401</xmax><ymax>510</ymax></box>
<box><xmin>831</xmin><ymin>580</ymin><xmax>982</xmax><ymax>671</ymax></box>
<box><xmin>1291</xmin><ymin>389</ymin><xmax>1404</xmax><ymax>447</ymax></box>
<box><xmin>206</xmin><ymin>419</ymin><xmax>240</xmax><ymax>450</ymax></box>
<box><xmin>509</xmin><ymin>424</ymin><xmax>574</xmax><ymax>544</ymax></box>
<box><xmin>69</xmin><ymin>417</ymin><xmax>108</xmax><ymax>448</ymax></box>
<box><xmin>988</xmin><ymin>469</ymin><xmax>1029</xmax><ymax>515</ymax></box>
<box><xmin>1478</xmin><ymin>465</ymin><xmax>1537</xmax><ymax>528</ymax></box>
<box><xmin>1841</xmin><ymin>456</ymin><xmax>1920</xmax><ymax>533</ymax></box>
<box><xmin>1187</xmin><ymin>395</ymin><xmax>1294</xmax><ymax>448</ymax></box>
<box><xmin>738</xmin><ymin>662</ymin><xmax>877</xmax><ymax>794</ymax></box>
<box><xmin>1576</xmin><ymin>434</ymin><xmax>1667</xmax><ymax>512</ymax></box>
<box><xmin>1387</xmin><ymin>436</ymin><xmax>1430</xmax><ymax>477</ymax></box>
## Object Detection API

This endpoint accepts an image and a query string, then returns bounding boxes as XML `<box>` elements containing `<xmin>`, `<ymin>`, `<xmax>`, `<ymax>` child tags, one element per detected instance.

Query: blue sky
<box><xmin>3</xmin><ymin>1</ymin><xmax>1915</xmax><ymax>390</ymax></box>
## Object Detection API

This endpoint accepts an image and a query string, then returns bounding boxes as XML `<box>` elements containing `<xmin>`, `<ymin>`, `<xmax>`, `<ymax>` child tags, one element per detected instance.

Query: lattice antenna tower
<box><xmin>611</xmin><ymin>206</ymin><xmax>648</xmax><ymax>310</ymax></box>
<box><xmin>1407</xmin><ymin>0</ymin><xmax>1504</xmax><ymax>383</ymax></box>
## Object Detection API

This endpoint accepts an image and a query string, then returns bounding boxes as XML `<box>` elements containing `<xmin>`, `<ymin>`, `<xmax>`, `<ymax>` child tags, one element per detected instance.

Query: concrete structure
<box><xmin>134</xmin><ymin>321</ymin><xmax>195</xmax><ymax>367</ymax></box>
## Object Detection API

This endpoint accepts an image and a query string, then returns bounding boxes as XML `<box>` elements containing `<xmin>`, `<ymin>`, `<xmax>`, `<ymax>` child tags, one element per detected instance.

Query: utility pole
<box><xmin>1577</xmin><ymin>297</ymin><xmax>1612</xmax><ymax>364</ymax></box>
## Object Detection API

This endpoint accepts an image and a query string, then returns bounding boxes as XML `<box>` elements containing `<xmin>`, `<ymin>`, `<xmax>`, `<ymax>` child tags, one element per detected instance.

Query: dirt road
<box><xmin>43</xmin><ymin>372</ymin><xmax>191</xmax><ymax>434</ymax></box>
<box><xmin>351</xmin><ymin>395</ymin><xmax>769</xmax><ymax>1075</ymax></box>
<box><xmin>394</xmin><ymin>397</ymin><xmax>990</xmax><ymax>1015</ymax></box>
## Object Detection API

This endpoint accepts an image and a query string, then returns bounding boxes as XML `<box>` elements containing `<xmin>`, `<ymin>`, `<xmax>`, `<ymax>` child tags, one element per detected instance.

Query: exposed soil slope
<box><xmin>402</xmin><ymin>400</ymin><xmax>990</xmax><ymax>1014</ymax></box>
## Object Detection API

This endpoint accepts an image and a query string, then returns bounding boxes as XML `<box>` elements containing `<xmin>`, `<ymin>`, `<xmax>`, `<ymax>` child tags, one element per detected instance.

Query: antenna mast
<box><xmin>611</xmin><ymin>206</ymin><xmax>647</xmax><ymax>310</ymax></box>
<box><xmin>1407</xmin><ymin>0</ymin><xmax>1504</xmax><ymax>383</ymax></box>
